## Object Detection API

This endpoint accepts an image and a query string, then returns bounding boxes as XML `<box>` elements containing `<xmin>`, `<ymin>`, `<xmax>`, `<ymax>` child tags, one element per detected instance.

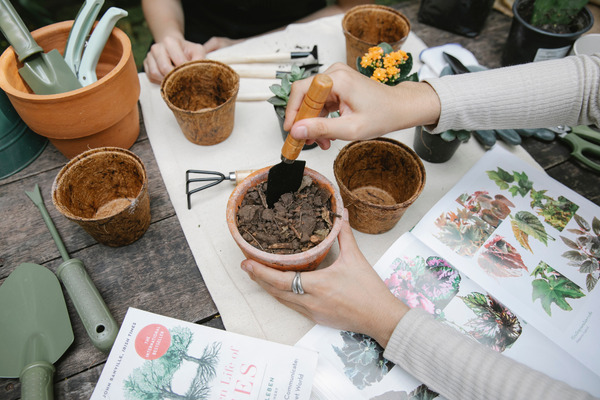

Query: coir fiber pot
<box><xmin>0</xmin><ymin>21</ymin><xmax>140</xmax><ymax>159</ymax></box>
<box><xmin>52</xmin><ymin>147</ymin><xmax>150</xmax><ymax>247</ymax></box>
<box><xmin>226</xmin><ymin>166</ymin><xmax>344</xmax><ymax>271</ymax></box>
<box><xmin>161</xmin><ymin>60</ymin><xmax>239</xmax><ymax>146</ymax></box>
<box><xmin>501</xmin><ymin>0</ymin><xmax>593</xmax><ymax>66</ymax></box>
<box><xmin>334</xmin><ymin>138</ymin><xmax>426</xmax><ymax>234</ymax></box>
<box><xmin>413</xmin><ymin>125</ymin><xmax>461</xmax><ymax>163</ymax></box>
<box><xmin>342</xmin><ymin>4</ymin><xmax>410</xmax><ymax>70</ymax></box>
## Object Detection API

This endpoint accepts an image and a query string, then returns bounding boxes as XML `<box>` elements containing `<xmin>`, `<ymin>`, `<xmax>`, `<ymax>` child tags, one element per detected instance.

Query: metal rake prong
<box><xmin>185</xmin><ymin>170</ymin><xmax>230</xmax><ymax>210</ymax></box>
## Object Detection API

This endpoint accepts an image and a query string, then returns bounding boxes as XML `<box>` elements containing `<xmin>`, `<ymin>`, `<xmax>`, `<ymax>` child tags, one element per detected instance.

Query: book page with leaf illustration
<box><xmin>411</xmin><ymin>146</ymin><xmax>600</xmax><ymax>379</ymax></box>
<box><xmin>91</xmin><ymin>308</ymin><xmax>317</xmax><ymax>400</ymax></box>
<box><xmin>296</xmin><ymin>232</ymin><xmax>599</xmax><ymax>400</ymax></box>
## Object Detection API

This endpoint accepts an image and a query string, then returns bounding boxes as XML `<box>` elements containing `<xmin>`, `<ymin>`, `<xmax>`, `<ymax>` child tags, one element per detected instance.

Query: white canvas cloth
<box><xmin>138</xmin><ymin>14</ymin><xmax>540</xmax><ymax>346</ymax></box>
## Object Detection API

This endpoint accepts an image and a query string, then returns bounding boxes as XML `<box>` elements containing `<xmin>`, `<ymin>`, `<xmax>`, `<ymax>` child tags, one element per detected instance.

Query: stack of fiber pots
<box><xmin>0</xmin><ymin>20</ymin><xmax>140</xmax><ymax>159</ymax></box>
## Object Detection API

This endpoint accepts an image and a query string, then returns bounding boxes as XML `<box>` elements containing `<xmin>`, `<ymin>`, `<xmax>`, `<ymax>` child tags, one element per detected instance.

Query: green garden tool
<box><xmin>63</xmin><ymin>0</ymin><xmax>105</xmax><ymax>75</ymax></box>
<box><xmin>25</xmin><ymin>184</ymin><xmax>118</xmax><ymax>352</ymax></box>
<box><xmin>0</xmin><ymin>262</ymin><xmax>74</xmax><ymax>400</ymax></box>
<box><xmin>0</xmin><ymin>0</ymin><xmax>82</xmax><ymax>94</ymax></box>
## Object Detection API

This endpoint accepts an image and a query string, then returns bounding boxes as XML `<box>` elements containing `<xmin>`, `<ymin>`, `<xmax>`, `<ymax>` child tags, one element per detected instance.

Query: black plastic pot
<box><xmin>413</xmin><ymin>126</ymin><xmax>461</xmax><ymax>163</ymax></box>
<box><xmin>274</xmin><ymin>106</ymin><xmax>318</xmax><ymax>150</ymax></box>
<box><xmin>501</xmin><ymin>0</ymin><xmax>594</xmax><ymax>66</ymax></box>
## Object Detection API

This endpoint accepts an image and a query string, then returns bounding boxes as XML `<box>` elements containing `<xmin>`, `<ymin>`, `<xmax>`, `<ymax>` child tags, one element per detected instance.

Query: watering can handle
<box><xmin>19</xmin><ymin>361</ymin><xmax>54</xmax><ymax>400</ymax></box>
<box><xmin>57</xmin><ymin>259</ymin><xmax>119</xmax><ymax>353</ymax></box>
<box><xmin>0</xmin><ymin>0</ymin><xmax>43</xmax><ymax>62</ymax></box>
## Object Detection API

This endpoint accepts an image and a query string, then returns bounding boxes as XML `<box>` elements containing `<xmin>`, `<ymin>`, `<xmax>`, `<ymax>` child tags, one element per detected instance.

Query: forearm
<box><xmin>424</xmin><ymin>55</ymin><xmax>600</xmax><ymax>133</ymax></box>
<box><xmin>384</xmin><ymin>308</ymin><xmax>596</xmax><ymax>400</ymax></box>
<box><xmin>142</xmin><ymin>0</ymin><xmax>185</xmax><ymax>42</ymax></box>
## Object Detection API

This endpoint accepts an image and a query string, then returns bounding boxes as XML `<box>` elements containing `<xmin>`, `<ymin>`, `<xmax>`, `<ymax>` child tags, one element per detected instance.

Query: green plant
<box><xmin>531</xmin><ymin>0</ymin><xmax>588</xmax><ymax>28</ymax></box>
<box><xmin>267</xmin><ymin>64</ymin><xmax>309</xmax><ymax>119</ymax></box>
<box><xmin>440</xmin><ymin>129</ymin><xmax>471</xmax><ymax>143</ymax></box>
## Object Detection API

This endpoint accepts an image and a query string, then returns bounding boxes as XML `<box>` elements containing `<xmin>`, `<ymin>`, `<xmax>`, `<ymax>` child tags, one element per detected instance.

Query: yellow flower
<box><xmin>371</xmin><ymin>68</ymin><xmax>388</xmax><ymax>83</ymax></box>
<box><xmin>386</xmin><ymin>66</ymin><xmax>400</xmax><ymax>78</ymax></box>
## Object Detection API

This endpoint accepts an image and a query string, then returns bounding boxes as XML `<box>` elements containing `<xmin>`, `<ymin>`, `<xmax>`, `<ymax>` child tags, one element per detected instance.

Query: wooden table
<box><xmin>1</xmin><ymin>2</ymin><xmax>599</xmax><ymax>399</ymax></box>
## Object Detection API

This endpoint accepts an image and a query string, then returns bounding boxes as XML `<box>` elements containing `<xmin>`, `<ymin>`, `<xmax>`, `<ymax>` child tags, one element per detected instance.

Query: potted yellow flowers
<box><xmin>357</xmin><ymin>42</ymin><xmax>418</xmax><ymax>85</ymax></box>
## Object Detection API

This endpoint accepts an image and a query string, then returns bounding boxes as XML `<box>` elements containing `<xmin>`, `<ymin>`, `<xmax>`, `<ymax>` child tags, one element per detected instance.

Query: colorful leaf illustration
<box><xmin>460</xmin><ymin>292</ymin><xmax>522</xmax><ymax>352</ymax></box>
<box><xmin>510</xmin><ymin>211</ymin><xmax>555</xmax><ymax>247</ymax></box>
<box><xmin>559</xmin><ymin>215</ymin><xmax>600</xmax><ymax>292</ymax></box>
<box><xmin>512</xmin><ymin>222</ymin><xmax>532</xmax><ymax>253</ymax></box>
<box><xmin>531</xmin><ymin>262</ymin><xmax>586</xmax><ymax>316</ymax></box>
<box><xmin>477</xmin><ymin>235</ymin><xmax>528</xmax><ymax>278</ymax></box>
<box><xmin>529</xmin><ymin>189</ymin><xmax>579</xmax><ymax>231</ymax></box>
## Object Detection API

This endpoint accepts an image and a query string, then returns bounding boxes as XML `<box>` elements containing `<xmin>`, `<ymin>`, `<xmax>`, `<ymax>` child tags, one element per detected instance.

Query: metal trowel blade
<box><xmin>266</xmin><ymin>159</ymin><xmax>306</xmax><ymax>208</ymax></box>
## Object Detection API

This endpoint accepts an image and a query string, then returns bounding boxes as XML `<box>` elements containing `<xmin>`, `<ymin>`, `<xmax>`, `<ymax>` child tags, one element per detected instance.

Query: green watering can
<box><xmin>0</xmin><ymin>263</ymin><xmax>74</xmax><ymax>399</ymax></box>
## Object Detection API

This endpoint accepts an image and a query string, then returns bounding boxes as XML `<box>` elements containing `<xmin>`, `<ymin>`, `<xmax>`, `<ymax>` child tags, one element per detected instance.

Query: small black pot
<box><xmin>501</xmin><ymin>0</ymin><xmax>594</xmax><ymax>66</ymax></box>
<box><xmin>274</xmin><ymin>106</ymin><xmax>318</xmax><ymax>150</ymax></box>
<box><xmin>413</xmin><ymin>126</ymin><xmax>461</xmax><ymax>163</ymax></box>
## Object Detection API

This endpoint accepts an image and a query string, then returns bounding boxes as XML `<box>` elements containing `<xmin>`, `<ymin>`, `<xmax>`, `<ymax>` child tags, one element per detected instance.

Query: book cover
<box><xmin>91</xmin><ymin>307</ymin><xmax>318</xmax><ymax>400</ymax></box>
<box><xmin>296</xmin><ymin>147</ymin><xmax>600</xmax><ymax>399</ymax></box>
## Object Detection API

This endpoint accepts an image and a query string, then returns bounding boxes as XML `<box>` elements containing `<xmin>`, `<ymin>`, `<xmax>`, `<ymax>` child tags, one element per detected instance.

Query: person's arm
<box><xmin>142</xmin><ymin>0</ymin><xmax>207</xmax><ymax>83</ymax></box>
<box><xmin>385</xmin><ymin>308</ymin><xmax>597</xmax><ymax>400</ymax></box>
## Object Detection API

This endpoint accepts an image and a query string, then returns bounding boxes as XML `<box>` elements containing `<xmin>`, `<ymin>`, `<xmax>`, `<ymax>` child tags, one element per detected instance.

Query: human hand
<box><xmin>283</xmin><ymin>63</ymin><xmax>441</xmax><ymax>150</ymax></box>
<box><xmin>143</xmin><ymin>35</ymin><xmax>206</xmax><ymax>84</ymax></box>
<box><xmin>240</xmin><ymin>209</ymin><xmax>408</xmax><ymax>347</ymax></box>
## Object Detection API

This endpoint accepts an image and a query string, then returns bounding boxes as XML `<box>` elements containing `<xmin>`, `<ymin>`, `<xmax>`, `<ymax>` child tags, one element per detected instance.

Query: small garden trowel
<box><xmin>25</xmin><ymin>184</ymin><xmax>118</xmax><ymax>353</ymax></box>
<box><xmin>266</xmin><ymin>73</ymin><xmax>332</xmax><ymax>207</ymax></box>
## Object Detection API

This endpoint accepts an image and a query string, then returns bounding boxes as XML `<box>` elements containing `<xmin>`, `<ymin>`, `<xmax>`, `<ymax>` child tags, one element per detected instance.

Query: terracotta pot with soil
<box><xmin>342</xmin><ymin>5</ymin><xmax>411</xmax><ymax>70</ymax></box>
<box><xmin>0</xmin><ymin>21</ymin><xmax>140</xmax><ymax>159</ymax></box>
<box><xmin>226</xmin><ymin>167</ymin><xmax>344</xmax><ymax>271</ymax></box>
<box><xmin>161</xmin><ymin>60</ymin><xmax>239</xmax><ymax>146</ymax></box>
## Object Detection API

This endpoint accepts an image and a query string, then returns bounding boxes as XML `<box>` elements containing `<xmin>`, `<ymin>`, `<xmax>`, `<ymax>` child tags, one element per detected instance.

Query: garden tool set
<box><xmin>210</xmin><ymin>45</ymin><xmax>318</xmax><ymax>65</ymax></box>
<box><xmin>0</xmin><ymin>0</ymin><xmax>126</xmax><ymax>94</ymax></box>
<box><xmin>186</xmin><ymin>169</ymin><xmax>257</xmax><ymax>209</ymax></box>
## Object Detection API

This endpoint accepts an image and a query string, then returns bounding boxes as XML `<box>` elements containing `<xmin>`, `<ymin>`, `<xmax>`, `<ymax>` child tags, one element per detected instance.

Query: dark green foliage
<box><xmin>531</xmin><ymin>0</ymin><xmax>588</xmax><ymax>27</ymax></box>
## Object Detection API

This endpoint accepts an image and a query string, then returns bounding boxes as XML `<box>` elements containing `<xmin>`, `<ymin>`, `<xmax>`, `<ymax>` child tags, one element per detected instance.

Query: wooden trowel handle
<box><xmin>281</xmin><ymin>74</ymin><xmax>333</xmax><ymax>162</ymax></box>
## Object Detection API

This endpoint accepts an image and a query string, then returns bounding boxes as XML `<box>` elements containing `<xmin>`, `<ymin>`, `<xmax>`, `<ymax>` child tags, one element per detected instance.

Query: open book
<box><xmin>297</xmin><ymin>146</ymin><xmax>600</xmax><ymax>399</ymax></box>
<box><xmin>91</xmin><ymin>308</ymin><xmax>318</xmax><ymax>400</ymax></box>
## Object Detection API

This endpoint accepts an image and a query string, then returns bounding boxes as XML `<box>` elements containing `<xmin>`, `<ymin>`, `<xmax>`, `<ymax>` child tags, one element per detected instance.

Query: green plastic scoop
<box><xmin>0</xmin><ymin>0</ymin><xmax>82</xmax><ymax>94</ymax></box>
<box><xmin>26</xmin><ymin>184</ymin><xmax>118</xmax><ymax>353</ymax></box>
<box><xmin>0</xmin><ymin>262</ymin><xmax>74</xmax><ymax>399</ymax></box>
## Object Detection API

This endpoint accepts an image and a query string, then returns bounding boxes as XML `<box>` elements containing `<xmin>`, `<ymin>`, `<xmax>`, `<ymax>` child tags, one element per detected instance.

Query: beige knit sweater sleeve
<box><xmin>423</xmin><ymin>54</ymin><xmax>600</xmax><ymax>134</ymax></box>
<box><xmin>383</xmin><ymin>308</ymin><xmax>598</xmax><ymax>400</ymax></box>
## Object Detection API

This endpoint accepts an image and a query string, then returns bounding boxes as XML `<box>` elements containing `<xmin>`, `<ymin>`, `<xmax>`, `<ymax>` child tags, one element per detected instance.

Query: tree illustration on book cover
<box><xmin>487</xmin><ymin>167</ymin><xmax>579</xmax><ymax>232</ymax></box>
<box><xmin>434</xmin><ymin>191</ymin><xmax>514</xmax><ymax>256</ymax></box>
<box><xmin>124</xmin><ymin>326</ymin><xmax>221</xmax><ymax>399</ymax></box>
<box><xmin>560</xmin><ymin>214</ymin><xmax>600</xmax><ymax>292</ymax></box>
<box><xmin>531</xmin><ymin>261</ymin><xmax>586</xmax><ymax>316</ymax></box>
<box><xmin>459</xmin><ymin>292</ymin><xmax>522</xmax><ymax>352</ymax></box>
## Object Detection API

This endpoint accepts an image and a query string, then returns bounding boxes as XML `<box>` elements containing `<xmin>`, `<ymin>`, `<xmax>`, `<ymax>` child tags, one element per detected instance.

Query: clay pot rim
<box><xmin>334</xmin><ymin>138</ymin><xmax>426</xmax><ymax>211</ymax></box>
<box><xmin>0</xmin><ymin>21</ymin><xmax>132</xmax><ymax>101</ymax></box>
<box><xmin>341</xmin><ymin>4</ymin><xmax>411</xmax><ymax>47</ymax></box>
<box><xmin>160</xmin><ymin>59</ymin><xmax>240</xmax><ymax>115</ymax></box>
<box><xmin>52</xmin><ymin>147</ymin><xmax>147</xmax><ymax>222</ymax></box>
<box><xmin>226</xmin><ymin>166</ymin><xmax>344</xmax><ymax>268</ymax></box>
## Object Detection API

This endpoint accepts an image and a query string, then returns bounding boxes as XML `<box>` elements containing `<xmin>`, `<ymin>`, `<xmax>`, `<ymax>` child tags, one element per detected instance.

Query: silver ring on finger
<box><xmin>291</xmin><ymin>271</ymin><xmax>304</xmax><ymax>295</ymax></box>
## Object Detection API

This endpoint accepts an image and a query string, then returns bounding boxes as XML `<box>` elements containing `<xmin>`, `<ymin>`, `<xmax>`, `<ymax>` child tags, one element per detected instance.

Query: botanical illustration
<box><xmin>384</xmin><ymin>255</ymin><xmax>461</xmax><ymax>317</ymax></box>
<box><xmin>124</xmin><ymin>327</ymin><xmax>221</xmax><ymax>399</ymax></box>
<box><xmin>487</xmin><ymin>167</ymin><xmax>578</xmax><ymax>231</ymax></box>
<box><xmin>370</xmin><ymin>384</ymin><xmax>438</xmax><ymax>400</ymax></box>
<box><xmin>510</xmin><ymin>211</ymin><xmax>556</xmax><ymax>252</ymax></box>
<box><xmin>434</xmin><ymin>191</ymin><xmax>514</xmax><ymax>256</ymax></box>
<box><xmin>459</xmin><ymin>292</ymin><xmax>522</xmax><ymax>352</ymax></box>
<box><xmin>531</xmin><ymin>262</ymin><xmax>586</xmax><ymax>317</ymax></box>
<box><xmin>332</xmin><ymin>331</ymin><xmax>394</xmax><ymax>390</ymax></box>
<box><xmin>560</xmin><ymin>215</ymin><xmax>600</xmax><ymax>292</ymax></box>
<box><xmin>477</xmin><ymin>235</ymin><xmax>529</xmax><ymax>278</ymax></box>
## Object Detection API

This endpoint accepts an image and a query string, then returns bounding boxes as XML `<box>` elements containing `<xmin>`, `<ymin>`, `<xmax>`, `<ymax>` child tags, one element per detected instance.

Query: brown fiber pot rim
<box><xmin>334</xmin><ymin>138</ymin><xmax>426</xmax><ymax>211</ymax></box>
<box><xmin>226</xmin><ymin>166</ymin><xmax>344</xmax><ymax>271</ymax></box>
<box><xmin>0</xmin><ymin>21</ymin><xmax>133</xmax><ymax>102</ymax></box>
<box><xmin>160</xmin><ymin>59</ymin><xmax>240</xmax><ymax>116</ymax></box>
<box><xmin>52</xmin><ymin>147</ymin><xmax>147</xmax><ymax>223</ymax></box>
<box><xmin>342</xmin><ymin>4</ymin><xmax>411</xmax><ymax>48</ymax></box>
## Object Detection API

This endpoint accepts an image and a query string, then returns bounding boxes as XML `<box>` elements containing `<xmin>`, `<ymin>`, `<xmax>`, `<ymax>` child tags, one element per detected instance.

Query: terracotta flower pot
<box><xmin>226</xmin><ymin>166</ymin><xmax>344</xmax><ymax>271</ymax></box>
<box><xmin>0</xmin><ymin>21</ymin><xmax>140</xmax><ymax>159</ymax></box>
<box><xmin>342</xmin><ymin>5</ymin><xmax>411</xmax><ymax>70</ymax></box>
<box><xmin>334</xmin><ymin>138</ymin><xmax>425</xmax><ymax>234</ymax></box>
<box><xmin>161</xmin><ymin>60</ymin><xmax>239</xmax><ymax>146</ymax></box>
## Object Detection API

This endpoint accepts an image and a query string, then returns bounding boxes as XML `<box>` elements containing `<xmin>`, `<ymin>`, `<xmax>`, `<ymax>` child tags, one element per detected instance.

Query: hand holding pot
<box><xmin>240</xmin><ymin>209</ymin><xmax>409</xmax><ymax>347</ymax></box>
<box><xmin>284</xmin><ymin>63</ymin><xmax>441</xmax><ymax>149</ymax></box>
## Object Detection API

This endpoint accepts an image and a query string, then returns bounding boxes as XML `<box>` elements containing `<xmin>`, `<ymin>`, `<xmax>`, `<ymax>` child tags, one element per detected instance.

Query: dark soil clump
<box><xmin>236</xmin><ymin>176</ymin><xmax>338</xmax><ymax>254</ymax></box>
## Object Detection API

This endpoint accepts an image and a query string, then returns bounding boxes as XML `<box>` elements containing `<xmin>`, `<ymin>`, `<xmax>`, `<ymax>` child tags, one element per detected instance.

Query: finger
<box><xmin>283</xmin><ymin>77</ymin><xmax>315</xmax><ymax>131</ymax></box>
<box><xmin>202</xmin><ymin>37</ymin><xmax>222</xmax><ymax>53</ymax></box>
<box><xmin>242</xmin><ymin>259</ymin><xmax>297</xmax><ymax>293</ymax></box>
<box><xmin>143</xmin><ymin>56</ymin><xmax>162</xmax><ymax>85</ymax></box>
<box><xmin>184</xmin><ymin>42</ymin><xmax>207</xmax><ymax>60</ymax></box>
